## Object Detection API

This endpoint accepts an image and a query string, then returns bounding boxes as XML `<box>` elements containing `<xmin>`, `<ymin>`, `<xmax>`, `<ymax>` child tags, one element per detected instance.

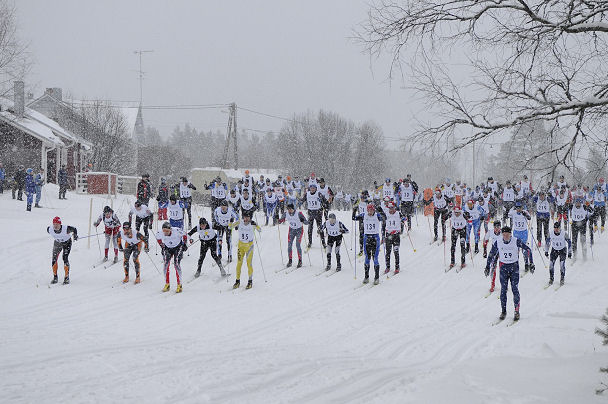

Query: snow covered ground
<box><xmin>1</xmin><ymin>185</ymin><xmax>607</xmax><ymax>403</ymax></box>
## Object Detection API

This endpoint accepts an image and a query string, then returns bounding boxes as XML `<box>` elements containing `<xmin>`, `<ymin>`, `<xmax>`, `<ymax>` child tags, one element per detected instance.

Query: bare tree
<box><xmin>79</xmin><ymin>100</ymin><xmax>134</xmax><ymax>174</ymax></box>
<box><xmin>357</xmin><ymin>0</ymin><xmax>608</xmax><ymax>181</ymax></box>
<box><xmin>0</xmin><ymin>0</ymin><xmax>30</xmax><ymax>97</ymax></box>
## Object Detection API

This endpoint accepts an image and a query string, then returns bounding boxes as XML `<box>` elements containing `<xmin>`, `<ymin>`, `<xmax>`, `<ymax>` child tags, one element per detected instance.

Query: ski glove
<box><xmin>484</xmin><ymin>267</ymin><xmax>490</xmax><ymax>277</ymax></box>
<box><xmin>73</xmin><ymin>234</ymin><xmax>78</xmax><ymax>241</ymax></box>
<box><xmin>529</xmin><ymin>263</ymin><xmax>535</xmax><ymax>274</ymax></box>
<box><xmin>567</xmin><ymin>252</ymin><xmax>572</xmax><ymax>258</ymax></box>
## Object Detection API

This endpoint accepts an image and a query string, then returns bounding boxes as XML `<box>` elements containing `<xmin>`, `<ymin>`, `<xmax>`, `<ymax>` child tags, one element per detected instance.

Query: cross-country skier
<box><xmin>279</xmin><ymin>203</ymin><xmax>308</xmax><ymax>268</ymax></box>
<box><xmin>433</xmin><ymin>189</ymin><xmax>449</xmax><ymax>242</ymax></box>
<box><xmin>533</xmin><ymin>191</ymin><xmax>553</xmax><ymax>248</ymax></box>
<box><xmin>463</xmin><ymin>199</ymin><xmax>485</xmax><ymax>254</ymax></box>
<box><xmin>383</xmin><ymin>201</ymin><xmax>403</xmax><ymax>274</ymax></box>
<box><xmin>156</xmin><ymin>221</ymin><xmax>188</xmax><ymax>293</ymax></box>
<box><xmin>352</xmin><ymin>190</ymin><xmax>370</xmax><ymax>256</ymax></box>
<box><xmin>227</xmin><ymin>188</ymin><xmax>240</xmax><ymax>210</ymax></box>
<box><xmin>321</xmin><ymin>212</ymin><xmax>348</xmax><ymax>272</ymax></box>
<box><xmin>592</xmin><ymin>179</ymin><xmax>607</xmax><ymax>232</ymax></box>
<box><xmin>228</xmin><ymin>212</ymin><xmax>261</xmax><ymax>289</ymax></box>
<box><xmin>129</xmin><ymin>200</ymin><xmax>153</xmax><ymax>252</ymax></box>
<box><xmin>317</xmin><ymin>178</ymin><xmax>334</xmax><ymax>220</ymax></box>
<box><xmin>483</xmin><ymin>220</ymin><xmax>502</xmax><ymax>293</ymax></box>
<box><xmin>188</xmin><ymin>217</ymin><xmax>226</xmax><ymax>278</ymax></box>
<box><xmin>399</xmin><ymin>178</ymin><xmax>416</xmax><ymax>231</ymax></box>
<box><xmin>239</xmin><ymin>188</ymin><xmax>257</xmax><ymax>219</ymax></box>
<box><xmin>117</xmin><ymin>221</ymin><xmax>145</xmax><ymax>284</ymax></box>
<box><xmin>179</xmin><ymin>177</ymin><xmax>196</xmax><ymax>228</ymax></box>
<box><xmin>485</xmin><ymin>226</ymin><xmax>534</xmax><ymax>321</ymax></box>
<box><xmin>93</xmin><ymin>205</ymin><xmax>121</xmax><ymax>263</ymax></box>
<box><xmin>47</xmin><ymin>216</ymin><xmax>78</xmax><ymax>284</ymax></box>
<box><xmin>264</xmin><ymin>187</ymin><xmax>278</xmax><ymax>226</ymax></box>
<box><xmin>447</xmin><ymin>206</ymin><xmax>469</xmax><ymax>269</ymax></box>
<box><xmin>156</xmin><ymin>178</ymin><xmax>169</xmax><ymax>220</ymax></box>
<box><xmin>137</xmin><ymin>174</ymin><xmax>152</xmax><ymax>206</ymax></box>
<box><xmin>354</xmin><ymin>203</ymin><xmax>386</xmax><ymax>285</ymax></box>
<box><xmin>501</xmin><ymin>180</ymin><xmax>516</xmax><ymax>224</ymax></box>
<box><xmin>167</xmin><ymin>194</ymin><xmax>186</xmax><ymax>230</ymax></box>
<box><xmin>508</xmin><ymin>201</ymin><xmax>533</xmax><ymax>272</ymax></box>
<box><xmin>555</xmin><ymin>187</ymin><xmax>571</xmax><ymax>231</ymax></box>
<box><xmin>213</xmin><ymin>199</ymin><xmax>239</xmax><ymax>262</ymax></box>
<box><xmin>569</xmin><ymin>198</ymin><xmax>593</xmax><ymax>260</ymax></box>
<box><xmin>205</xmin><ymin>177</ymin><xmax>227</xmax><ymax>219</ymax></box>
<box><xmin>544</xmin><ymin>222</ymin><xmax>571</xmax><ymax>286</ymax></box>
<box><xmin>302</xmin><ymin>183</ymin><xmax>327</xmax><ymax>249</ymax></box>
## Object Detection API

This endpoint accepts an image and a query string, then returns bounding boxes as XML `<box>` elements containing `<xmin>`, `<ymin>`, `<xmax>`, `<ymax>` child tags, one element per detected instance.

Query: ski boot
<box><xmin>474</xmin><ymin>243</ymin><xmax>479</xmax><ymax>254</ymax></box>
<box><xmin>548</xmin><ymin>275</ymin><xmax>554</xmax><ymax>285</ymax></box>
<box><xmin>514</xmin><ymin>310</ymin><xmax>520</xmax><ymax>321</ymax></box>
<box><xmin>394</xmin><ymin>267</ymin><xmax>400</xmax><ymax>274</ymax></box>
<box><xmin>373</xmin><ymin>277</ymin><xmax>379</xmax><ymax>285</ymax></box>
<box><xmin>560</xmin><ymin>274</ymin><xmax>565</xmax><ymax>286</ymax></box>
<box><xmin>134</xmin><ymin>275</ymin><xmax>141</xmax><ymax>284</ymax></box>
<box><xmin>357</xmin><ymin>251</ymin><xmax>363</xmax><ymax>257</ymax></box>
<box><xmin>246</xmin><ymin>279</ymin><xmax>253</xmax><ymax>289</ymax></box>
<box><xmin>499</xmin><ymin>310</ymin><xmax>507</xmax><ymax>321</ymax></box>
<box><xmin>442</xmin><ymin>235</ymin><xmax>446</xmax><ymax>242</ymax></box>
<box><xmin>26</xmin><ymin>205</ymin><xmax>31</xmax><ymax>212</ymax></box>
<box><xmin>162</xmin><ymin>283</ymin><xmax>170</xmax><ymax>292</ymax></box>
<box><xmin>122</xmin><ymin>275</ymin><xmax>129</xmax><ymax>284</ymax></box>
<box><xmin>35</xmin><ymin>203</ymin><xmax>40</xmax><ymax>208</ymax></box>
<box><xmin>336</xmin><ymin>264</ymin><xmax>341</xmax><ymax>272</ymax></box>
<box><xmin>297</xmin><ymin>259</ymin><xmax>302</xmax><ymax>268</ymax></box>
<box><xmin>307</xmin><ymin>243</ymin><xmax>312</xmax><ymax>250</ymax></box>
<box><xmin>220</xmin><ymin>267</ymin><xmax>227</xmax><ymax>277</ymax></box>
<box><xmin>465</xmin><ymin>243</ymin><xmax>470</xmax><ymax>253</ymax></box>
<box><xmin>384</xmin><ymin>267</ymin><xmax>390</xmax><ymax>274</ymax></box>
<box><xmin>102</xmin><ymin>256</ymin><xmax>109</xmax><ymax>263</ymax></box>
<box><xmin>233</xmin><ymin>279</ymin><xmax>240</xmax><ymax>289</ymax></box>
<box><xmin>144</xmin><ymin>245</ymin><xmax>149</xmax><ymax>253</ymax></box>
<box><xmin>286</xmin><ymin>259</ymin><xmax>292</xmax><ymax>268</ymax></box>
<box><xmin>176</xmin><ymin>284</ymin><xmax>183</xmax><ymax>293</ymax></box>
<box><xmin>524</xmin><ymin>263</ymin><xmax>530</xmax><ymax>273</ymax></box>
<box><xmin>362</xmin><ymin>277</ymin><xmax>369</xmax><ymax>284</ymax></box>
<box><xmin>195</xmin><ymin>269</ymin><xmax>201</xmax><ymax>278</ymax></box>
<box><xmin>325</xmin><ymin>263</ymin><xmax>331</xmax><ymax>272</ymax></box>
<box><xmin>433</xmin><ymin>235</ymin><xmax>438</xmax><ymax>242</ymax></box>
<box><xmin>51</xmin><ymin>275</ymin><xmax>58</xmax><ymax>284</ymax></box>
<box><xmin>113</xmin><ymin>256</ymin><xmax>118</xmax><ymax>264</ymax></box>
<box><xmin>63</xmin><ymin>276</ymin><xmax>70</xmax><ymax>285</ymax></box>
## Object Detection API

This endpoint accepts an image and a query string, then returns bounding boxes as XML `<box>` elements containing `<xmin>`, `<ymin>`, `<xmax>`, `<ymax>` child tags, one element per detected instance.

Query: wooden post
<box><xmin>88</xmin><ymin>197</ymin><xmax>93</xmax><ymax>249</ymax></box>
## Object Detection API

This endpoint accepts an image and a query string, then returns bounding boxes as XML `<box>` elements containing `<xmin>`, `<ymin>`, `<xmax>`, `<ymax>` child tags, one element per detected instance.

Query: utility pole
<box><xmin>221</xmin><ymin>103</ymin><xmax>238</xmax><ymax>169</ymax></box>
<box><xmin>133</xmin><ymin>50</ymin><xmax>154</xmax><ymax>105</ymax></box>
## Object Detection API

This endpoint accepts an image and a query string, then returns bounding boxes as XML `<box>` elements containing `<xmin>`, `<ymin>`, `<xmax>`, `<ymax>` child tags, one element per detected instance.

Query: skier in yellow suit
<box><xmin>229</xmin><ymin>212</ymin><xmax>261</xmax><ymax>289</ymax></box>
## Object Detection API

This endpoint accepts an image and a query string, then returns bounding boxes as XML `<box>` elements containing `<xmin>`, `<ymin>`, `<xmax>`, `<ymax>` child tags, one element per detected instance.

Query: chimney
<box><xmin>45</xmin><ymin>87</ymin><xmax>63</xmax><ymax>101</ymax></box>
<box><xmin>14</xmin><ymin>81</ymin><xmax>24</xmax><ymax>118</ymax></box>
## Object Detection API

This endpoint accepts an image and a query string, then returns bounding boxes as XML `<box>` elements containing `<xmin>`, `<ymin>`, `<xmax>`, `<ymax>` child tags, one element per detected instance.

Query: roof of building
<box><xmin>0</xmin><ymin>97</ymin><xmax>64</xmax><ymax>147</ymax></box>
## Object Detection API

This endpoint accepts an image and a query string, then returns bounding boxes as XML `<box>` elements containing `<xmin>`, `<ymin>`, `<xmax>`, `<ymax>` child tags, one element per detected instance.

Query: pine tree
<box><xmin>596</xmin><ymin>308</ymin><xmax>608</xmax><ymax>395</ymax></box>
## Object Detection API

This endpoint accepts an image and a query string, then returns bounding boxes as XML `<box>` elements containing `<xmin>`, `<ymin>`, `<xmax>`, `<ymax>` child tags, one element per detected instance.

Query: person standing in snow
<box><xmin>228</xmin><ymin>212</ymin><xmax>261</xmax><ymax>290</ymax></box>
<box><xmin>485</xmin><ymin>226</ymin><xmax>534</xmax><ymax>322</ymax></box>
<box><xmin>321</xmin><ymin>212</ymin><xmax>348</xmax><ymax>272</ymax></box>
<box><xmin>156</xmin><ymin>221</ymin><xmax>188</xmax><ymax>293</ymax></box>
<box><xmin>188</xmin><ymin>217</ymin><xmax>226</xmax><ymax>278</ymax></box>
<box><xmin>58</xmin><ymin>165</ymin><xmax>68</xmax><ymax>199</ymax></box>
<box><xmin>156</xmin><ymin>177</ymin><xmax>170</xmax><ymax>220</ymax></box>
<box><xmin>118</xmin><ymin>221</ymin><xmax>145</xmax><ymax>284</ymax></box>
<box><xmin>24</xmin><ymin>168</ymin><xmax>35</xmax><ymax>211</ymax></box>
<box><xmin>279</xmin><ymin>203</ymin><xmax>308</xmax><ymax>269</ymax></box>
<box><xmin>137</xmin><ymin>173</ymin><xmax>152</xmax><ymax>206</ymax></box>
<box><xmin>47</xmin><ymin>216</ymin><xmax>78</xmax><ymax>285</ymax></box>
<box><xmin>354</xmin><ymin>203</ymin><xmax>386</xmax><ymax>285</ymax></box>
<box><xmin>94</xmin><ymin>205</ymin><xmax>121</xmax><ymax>263</ymax></box>
<box><xmin>128</xmin><ymin>200</ymin><xmax>153</xmax><ymax>252</ymax></box>
<box><xmin>544</xmin><ymin>221</ymin><xmax>571</xmax><ymax>287</ymax></box>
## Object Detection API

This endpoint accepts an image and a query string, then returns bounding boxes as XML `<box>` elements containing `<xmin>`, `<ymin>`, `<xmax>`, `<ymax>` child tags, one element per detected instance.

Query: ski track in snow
<box><xmin>1</xmin><ymin>184</ymin><xmax>607</xmax><ymax>403</ymax></box>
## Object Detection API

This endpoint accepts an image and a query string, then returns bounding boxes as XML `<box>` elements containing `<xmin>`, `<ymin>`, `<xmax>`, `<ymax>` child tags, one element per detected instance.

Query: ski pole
<box><xmin>318</xmin><ymin>229</ymin><xmax>326</xmax><ymax>267</ymax></box>
<box><xmin>253</xmin><ymin>231</ymin><xmax>267</xmax><ymax>282</ymax></box>
<box><xmin>344</xmin><ymin>240</ymin><xmax>354</xmax><ymax>271</ymax></box>
<box><xmin>277</xmin><ymin>222</ymin><xmax>284</xmax><ymax>265</ymax></box>
<box><xmin>304</xmin><ymin>231</ymin><xmax>312</xmax><ymax>266</ymax></box>
<box><xmin>406</xmin><ymin>230</ymin><xmax>416</xmax><ymax>252</ymax></box>
<box><xmin>354</xmin><ymin>225</ymin><xmax>357</xmax><ymax>279</ymax></box>
<box><xmin>144</xmin><ymin>250</ymin><xmax>162</xmax><ymax>276</ymax></box>
<box><xmin>95</xmin><ymin>231</ymin><xmax>102</xmax><ymax>256</ymax></box>
<box><xmin>78</xmin><ymin>232</ymin><xmax>104</xmax><ymax>240</ymax></box>
<box><xmin>528</xmin><ymin>222</ymin><xmax>546</xmax><ymax>268</ymax></box>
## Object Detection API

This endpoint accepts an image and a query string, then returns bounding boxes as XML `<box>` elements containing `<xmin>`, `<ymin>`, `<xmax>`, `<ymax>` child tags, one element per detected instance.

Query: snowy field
<box><xmin>1</xmin><ymin>185</ymin><xmax>607</xmax><ymax>403</ymax></box>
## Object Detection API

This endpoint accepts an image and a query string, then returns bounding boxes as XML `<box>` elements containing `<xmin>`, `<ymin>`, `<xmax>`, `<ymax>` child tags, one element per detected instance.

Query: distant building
<box><xmin>0</xmin><ymin>81</ymin><xmax>93</xmax><ymax>186</ymax></box>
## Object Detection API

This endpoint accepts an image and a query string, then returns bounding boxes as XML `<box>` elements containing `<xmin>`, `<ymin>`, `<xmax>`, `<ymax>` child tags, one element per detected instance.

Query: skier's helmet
<box><xmin>366</xmin><ymin>203</ymin><xmax>375</xmax><ymax>212</ymax></box>
<box><xmin>122</xmin><ymin>221</ymin><xmax>131</xmax><ymax>229</ymax></box>
<box><xmin>162</xmin><ymin>221</ymin><xmax>171</xmax><ymax>230</ymax></box>
<box><xmin>103</xmin><ymin>205</ymin><xmax>112</xmax><ymax>213</ymax></box>
<box><xmin>220</xmin><ymin>199</ymin><xmax>228</xmax><ymax>207</ymax></box>
<box><xmin>169</xmin><ymin>194</ymin><xmax>177</xmax><ymax>202</ymax></box>
<box><xmin>493</xmin><ymin>220</ymin><xmax>501</xmax><ymax>228</ymax></box>
<box><xmin>286</xmin><ymin>203</ymin><xmax>295</xmax><ymax>211</ymax></box>
<box><xmin>134</xmin><ymin>200</ymin><xmax>142</xmax><ymax>207</ymax></box>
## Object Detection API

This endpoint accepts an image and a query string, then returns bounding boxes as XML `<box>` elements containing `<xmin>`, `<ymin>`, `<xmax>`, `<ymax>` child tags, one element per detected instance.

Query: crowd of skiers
<box><xmin>41</xmin><ymin>170</ymin><xmax>607</xmax><ymax>322</ymax></box>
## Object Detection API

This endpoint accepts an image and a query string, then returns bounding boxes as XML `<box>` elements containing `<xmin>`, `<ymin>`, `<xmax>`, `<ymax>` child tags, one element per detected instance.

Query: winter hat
<box><xmin>52</xmin><ymin>216</ymin><xmax>61</xmax><ymax>225</ymax></box>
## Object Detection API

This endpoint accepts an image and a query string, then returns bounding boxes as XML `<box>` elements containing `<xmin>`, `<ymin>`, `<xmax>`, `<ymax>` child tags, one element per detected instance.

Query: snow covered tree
<box><xmin>357</xmin><ymin>0</ymin><xmax>608</xmax><ymax>173</ymax></box>
<box><xmin>596</xmin><ymin>308</ymin><xmax>608</xmax><ymax>395</ymax></box>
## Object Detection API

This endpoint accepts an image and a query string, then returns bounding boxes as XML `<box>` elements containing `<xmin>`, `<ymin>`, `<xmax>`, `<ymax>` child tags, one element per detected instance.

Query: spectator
<box><xmin>13</xmin><ymin>165</ymin><xmax>25</xmax><ymax>200</ymax></box>
<box><xmin>34</xmin><ymin>168</ymin><xmax>45</xmax><ymax>208</ymax></box>
<box><xmin>58</xmin><ymin>165</ymin><xmax>68</xmax><ymax>199</ymax></box>
<box><xmin>25</xmin><ymin>168</ymin><xmax>35</xmax><ymax>211</ymax></box>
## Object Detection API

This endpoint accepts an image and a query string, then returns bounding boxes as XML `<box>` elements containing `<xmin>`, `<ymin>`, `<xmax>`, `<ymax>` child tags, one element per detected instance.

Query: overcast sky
<box><xmin>16</xmin><ymin>0</ymin><xmax>419</xmax><ymax>145</ymax></box>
